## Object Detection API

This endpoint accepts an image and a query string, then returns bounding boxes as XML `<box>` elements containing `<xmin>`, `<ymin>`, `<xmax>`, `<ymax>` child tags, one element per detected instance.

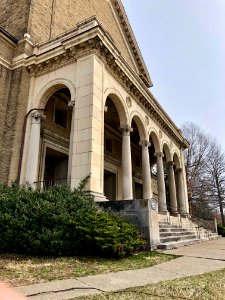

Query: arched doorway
<box><xmin>149</xmin><ymin>131</ymin><xmax>161</xmax><ymax>201</ymax></box>
<box><xmin>130</xmin><ymin>119</ymin><xmax>142</xmax><ymax>199</ymax></box>
<box><xmin>104</xmin><ymin>96</ymin><xmax>124</xmax><ymax>200</ymax></box>
<box><xmin>173</xmin><ymin>152</ymin><xmax>186</xmax><ymax>214</ymax></box>
<box><xmin>37</xmin><ymin>87</ymin><xmax>72</xmax><ymax>188</ymax></box>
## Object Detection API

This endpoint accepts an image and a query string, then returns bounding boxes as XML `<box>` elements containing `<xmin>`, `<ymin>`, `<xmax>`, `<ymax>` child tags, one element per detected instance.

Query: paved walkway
<box><xmin>17</xmin><ymin>238</ymin><xmax>225</xmax><ymax>300</ymax></box>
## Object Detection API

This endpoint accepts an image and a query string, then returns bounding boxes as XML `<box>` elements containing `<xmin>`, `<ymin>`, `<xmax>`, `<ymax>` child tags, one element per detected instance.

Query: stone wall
<box><xmin>99</xmin><ymin>199</ymin><xmax>160</xmax><ymax>249</ymax></box>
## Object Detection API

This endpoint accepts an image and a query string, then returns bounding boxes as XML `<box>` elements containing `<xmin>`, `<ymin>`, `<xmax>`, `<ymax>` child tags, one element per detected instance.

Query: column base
<box><xmin>170</xmin><ymin>211</ymin><xmax>179</xmax><ymax>216</ymax></box>
<box><xmin>158</xmin><ymin>210</ymin><xmax>168</xmax><ymax>215</ymax></box>
<box><xmin>179</xmin><ymin>211</ymin><xmax>189</xmax><ymax>218</ymax></box>
<box><xmin>90</xmin><ymin>191</ymin><xmax>107</xmax><ymax>202</ymax></box>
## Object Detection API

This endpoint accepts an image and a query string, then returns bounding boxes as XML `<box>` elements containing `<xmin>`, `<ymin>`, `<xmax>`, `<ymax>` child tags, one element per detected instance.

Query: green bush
<box><xmin>0</xmin><ymin>179</ymin><xmax>143</xmax><ymax>258</ymax></box>
<box><xmin>71</xmin><ymin>211</ymin><xmax>144</xmax><ymax>258</ymax></box>
<box><xmin>217</xmin><ymin>224</ymin><xmax>225</xmax><ymax>237</ymax></box>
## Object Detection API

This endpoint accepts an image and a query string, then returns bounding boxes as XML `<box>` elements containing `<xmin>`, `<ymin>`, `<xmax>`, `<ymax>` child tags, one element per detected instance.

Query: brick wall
<box><xmin>0</xmin><ymin>0</ymin><xmax>136</xmax><ymax>71</ymax></box>
<box><xmin>0</xmin><ymin>67</ymin><xmax>30</xmax><ymax>183</ymax></box>
<box><xmin>0</xmin><ymin>0</ymin><xmax>31</xmax><ymax>40</ymax></box>
<box><xmin>0</xmin><ymin>66</ymin><xmax>12</xmax><ymax>183</ymax></box>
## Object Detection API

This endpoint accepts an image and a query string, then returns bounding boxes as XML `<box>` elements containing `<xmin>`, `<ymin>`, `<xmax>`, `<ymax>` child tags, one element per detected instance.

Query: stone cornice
<box><xmin>0</xmin><ymin>55</ymin><xmax>11</xmax><ymax>69</ymax></box>
<box><xmin>21</xmin><ymin>18</ymin><xmax>188</xmax><ymax>149</ymax></box>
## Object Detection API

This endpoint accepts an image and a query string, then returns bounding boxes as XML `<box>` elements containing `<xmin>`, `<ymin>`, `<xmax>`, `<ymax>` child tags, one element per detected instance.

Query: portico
<box><xmin>16</xmin><ymin>17</ymin><xmax>189</xmax><ymax>216</ymax></box>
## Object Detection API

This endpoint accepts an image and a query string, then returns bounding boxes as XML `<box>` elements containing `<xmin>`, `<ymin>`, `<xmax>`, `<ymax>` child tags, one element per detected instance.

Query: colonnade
<box><xmin>24</xmin><ymin>113</ymin><xmax>187</xmax><ymax>215</ymax></box>
<box><xmin>120</xmin><ymin>125</ymin><xmax>187</xmax><ymax>215</ymax></box>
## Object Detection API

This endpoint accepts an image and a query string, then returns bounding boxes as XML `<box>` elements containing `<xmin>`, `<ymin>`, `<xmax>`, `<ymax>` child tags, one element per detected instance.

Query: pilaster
<box><xmin>70</xmin><ymin>54</ymin><xmax>105</xmax><ymax>201</ymax></box>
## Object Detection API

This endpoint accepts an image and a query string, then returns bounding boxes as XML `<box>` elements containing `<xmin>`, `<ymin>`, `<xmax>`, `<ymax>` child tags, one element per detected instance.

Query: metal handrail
<box><xmin>34</xmin><ymin>178</ymin><xmax>68</xmax><ymax>189</ymax></box>
<box><xmin>160</xmin><ymin>201</ymin><xmax>217</xmax><ymax>234</ymax></box>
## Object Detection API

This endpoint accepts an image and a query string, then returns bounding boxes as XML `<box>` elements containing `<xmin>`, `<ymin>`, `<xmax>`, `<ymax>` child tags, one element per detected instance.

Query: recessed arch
<box><xmin>130</xmin><ymin>111</ymin><xmax>147</xmax><ymax>141</ymax></box>
<box><xmin>35</xmin><ymin>79</ymin><xmax>76</xmax><ymax>109</ymax></box>
<box><xmin>104</xmin><ymin>88</ymin><xmax>128</xmax><ymax>126</ymax></box>
<box><xmin>173</xmin><ymin>152</ymin><xmax>181</xmax><ymax>169</ymax></box>
<box><xmin>149</xmin><ymin>129</ymin><xmax>161</xmax><ymax>153</ymax></box>
<box><xmin>162</xmin><ymin>142</ymin><xmax>172</xmax><ymax>162</ymax></box>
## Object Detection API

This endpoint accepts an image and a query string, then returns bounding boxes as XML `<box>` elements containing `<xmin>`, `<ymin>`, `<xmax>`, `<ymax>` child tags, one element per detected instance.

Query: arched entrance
<box><xmin>131</xmin><ymin>119</ymin><xmax>142</xmax><ymax>199</ymax></box>
<box><xmin>163</xmin><ymin>143</ymin><xmax>178</xmax><ymax>214</ymax></box>
<box><xmin>39</xmin><ymin>88</ymin><xmax>72</xmax><ymax>188</ymax></box>
<box><xmin>104</xmin><ymin>95</ymin><xmax>126</xmax><ymax>200</ymax></box>
<box><xmin>24</xmin><ymin>87</ymin><xmax>72</xmax><ymax>188</ymax></box>
<box><xmin>149</xmin><ymin>131</ymin><xmax>167</xmax><ymax>213</ymax></box>
<box><xmin>173</xmin><ymin>152</ymin><xmax>186</xmax><ymax>214</ymax></box>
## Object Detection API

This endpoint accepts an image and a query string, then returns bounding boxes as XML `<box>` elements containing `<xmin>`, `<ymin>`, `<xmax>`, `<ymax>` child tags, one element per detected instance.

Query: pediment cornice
<box><xmin>110</xmin><ymin>0</ymin><xmax>152</xmax><ymax>88</ymax></box>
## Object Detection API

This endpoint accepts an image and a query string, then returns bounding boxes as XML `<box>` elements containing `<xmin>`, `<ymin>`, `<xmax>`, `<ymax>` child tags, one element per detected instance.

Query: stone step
<box><xmin>160</xmin><ymin>234</ymin><xmax>197</xmax><ymax>243</ymax></box>
<box><xmin>159</xmin><ymin>227</ymin><xmax>194</xmax><ymax>232</ymax></box>
<box><xmin>160</xmin><ymin>231</ymin><xmax>196</xmax><ymax>237</ymax></box>
<box><xmin>157</xmin><ymin>239</ymin><xmax>200</xmax><ymax>250</ymax></box>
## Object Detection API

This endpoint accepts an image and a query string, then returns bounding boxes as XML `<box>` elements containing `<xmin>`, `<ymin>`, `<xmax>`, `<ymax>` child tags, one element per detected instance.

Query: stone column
<box><xmin>24</xmin><ymin>112</ymin><xmax>43</xmax><ymax>186</ymax></box>
<box><xmin>155</xmin><ymin>152</ymin><xmax>167</xmax><ymax>213</ymax></box>
<box><xmin>67</xmin><ymin>100</ymin><xmax>75</xmax><ymax>185</ymax></box>
<box><xmin>140</xmin><ymin>141</ymin><xmax>152</xmax><ymax>199</ymax></box>
<box><xmin>167</xmin><ymin>161</ymin><xmax>178</xmax><ymax>214</ymax></box>
<box><xmin>176</xmin><ymin>168</ymin><xmax>187</xmax><ymax>214</ymax></box>
<box><xmin>121</xmin><ymin>125</ymin><xmax>133</xmax><ymax>200</ymax></box>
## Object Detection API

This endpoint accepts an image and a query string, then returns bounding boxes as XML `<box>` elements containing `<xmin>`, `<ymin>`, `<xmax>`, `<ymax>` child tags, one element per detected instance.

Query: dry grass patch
<box><xmin>0</xmin><ymin>252</ymin><xmax>176</xmax><ymax>287</ymax></box>
<box><xmin>74</xmin><ymin>268</ymin><xmax>225</xmax><ymax>300</ymax></box>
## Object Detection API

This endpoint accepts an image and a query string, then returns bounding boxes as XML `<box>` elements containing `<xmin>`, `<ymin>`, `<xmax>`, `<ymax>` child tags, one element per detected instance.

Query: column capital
<box><xmin>139</xmin><ymin>140</ymin><xmax>151</xmax><ymax>148</ymax></box>
<box><xmin>154</xmin><ymin>152</ymin><xmax>164</xmax><ymax>158</ymax></box>
<box><xmin>167</xmin><ymin>161</ymin><xmax>175</xmax><ymax>167</ymax></box>
<box><xmin>104</xmin><ymin>105</ymin><xmax>108</xmax><ymax>112</ymax></box>
<box><xmin>31</xmin><ymin>111</ymin><xmax>45</xmax><ymax>124</ymax></box>
<box><xmin>68</xmin><ymin>100</ymin><xmax>75</xmax><ymax>108</ymax></box>
<box><xmin>119</xmin><ymin>125</ymin><xmax>133</xmax><ymax>136</ymax></box>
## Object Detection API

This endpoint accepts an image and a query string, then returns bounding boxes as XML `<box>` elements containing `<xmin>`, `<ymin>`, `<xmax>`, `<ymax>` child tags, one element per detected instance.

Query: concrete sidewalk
<box><xmin>17</xmin><ymin>238</ymin><xmax>225</xmax><ymax>300</ymax></box>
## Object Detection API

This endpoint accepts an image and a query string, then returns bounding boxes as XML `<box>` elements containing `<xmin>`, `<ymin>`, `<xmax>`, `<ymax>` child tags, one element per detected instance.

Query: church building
<box><xmin>0</xmin><ymin>0</ymin><xmax>189</xmax><ymax>219</ymax></box>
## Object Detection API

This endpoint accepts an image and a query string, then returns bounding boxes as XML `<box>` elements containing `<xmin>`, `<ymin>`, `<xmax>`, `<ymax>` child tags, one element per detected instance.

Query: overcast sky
<box><xmin>122</xmin><ymin>0</ymin><xmax>225</xmax><ymax>151</ymax></box>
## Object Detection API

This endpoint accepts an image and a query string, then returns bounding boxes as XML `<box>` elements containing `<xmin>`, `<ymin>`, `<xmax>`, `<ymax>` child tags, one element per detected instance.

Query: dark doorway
<box><xmin>135</xmin><ymin>182</ymin><xmax>143</xmax><ymax>199</ymax></box>
<box><xmin>44</xmin><ymin>148</ymin><xmax>68</xmax><ymax>187</ymax></box>
<box><xmin>104</xmin><ymin>170</ymin><xmax>116</xmax><ymax>201</ymax></box>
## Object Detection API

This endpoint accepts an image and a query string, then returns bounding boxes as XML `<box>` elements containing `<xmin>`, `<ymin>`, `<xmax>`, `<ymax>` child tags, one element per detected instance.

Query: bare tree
<box><xmin>182</xmin><ymin>122</ymin><xmax>225</xmax><ymax>224</ymax></box>
<box><xmin>181</xmin><ymin>122</ymin><xmax>212</xmax><ymax>216</ymax></box>
<box><xmin>205</xmin><ymin>141</ymin><xmax>225</xmax><ymax>225</ymax></box>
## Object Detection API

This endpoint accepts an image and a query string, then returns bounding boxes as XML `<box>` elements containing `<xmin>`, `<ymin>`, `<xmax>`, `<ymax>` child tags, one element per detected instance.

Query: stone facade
<box><xmin>0</xmin><ymin>0</ymin><xmax>190</xmax><ymax>240</ymax></box>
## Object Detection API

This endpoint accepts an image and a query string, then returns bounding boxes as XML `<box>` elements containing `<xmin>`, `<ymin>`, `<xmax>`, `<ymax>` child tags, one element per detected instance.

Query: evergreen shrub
<box><xmin>0</xmin><ymin>178</ymin><xmax>143</xmax><ymax>258</ymax></box>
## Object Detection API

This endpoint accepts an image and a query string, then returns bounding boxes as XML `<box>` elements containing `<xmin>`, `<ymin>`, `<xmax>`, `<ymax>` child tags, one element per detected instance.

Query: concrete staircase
<box><xmin>157</xmin><ymin>221</ymin><xmax>220</xmax><ymax>250</ymax></box>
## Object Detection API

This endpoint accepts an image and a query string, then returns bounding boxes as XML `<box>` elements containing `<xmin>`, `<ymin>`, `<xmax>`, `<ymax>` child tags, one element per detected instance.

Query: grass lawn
<box><xmin>74</xmin><ymin>268</ymin><xmax>225</xmax><ymax>300</ymax></box>
<box><xmin>0</xmin><ymin>251</ymin><xmax>176</xmax><ymax>287</ymax></box>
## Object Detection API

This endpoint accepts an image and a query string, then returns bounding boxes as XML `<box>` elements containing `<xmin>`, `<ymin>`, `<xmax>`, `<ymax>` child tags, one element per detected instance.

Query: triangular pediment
<box><xmin>30</xmin><ymin>0</ymin><xmax>152</xmax><ymax>88</ymax></box>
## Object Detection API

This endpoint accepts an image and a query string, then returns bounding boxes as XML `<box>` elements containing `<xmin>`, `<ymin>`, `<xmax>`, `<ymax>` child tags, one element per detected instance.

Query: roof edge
<box><xmin>111</xmin><ymin>0</ymin><xmax>153</xmax><ymax>88</ymax></box>
<box><xmin>0</xmin><ymin>27</ymin><xmax>18</xmax><ymax>43</ymax></box>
